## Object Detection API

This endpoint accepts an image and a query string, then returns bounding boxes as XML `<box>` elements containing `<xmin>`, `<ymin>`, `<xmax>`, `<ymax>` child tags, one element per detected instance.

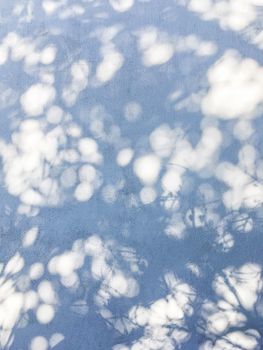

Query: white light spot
<box><xmin>96</xmin><ymin>50</ymin><xmax>123</xmax><ymax>83</ymax></box>
<box><xmin>36</xmin><ymin>304</ymin><xmax>55</xmax><ymax>324</ymax></box>
<box><xmin>20</xmin><ymin>84</ymin><xmax>56</xmax><ymax>117</ymax></box>
<box><xmin>40</xmin><ymin>46</ymin><xmax>56</xmax><ymax>65</ymax></box>
<box><xmin>140</xmin><ymin>186</ymin><xmax>157</xmax><ymax>204</ymax></box>
<box><xmin>74</xmin><ymin>182</ymin><xmax>93</xmax><ymax>201</ymax></box>
<box><xmin>49</xmin><ymin>333</ymin><xmax>65</xmax><ymax>348</ymax></box>
<box><xmin>0</xmin><ymin>45</ymin><xmax>8</xmax><ymax>65</ymax></box>
<box><xmin>4</xmin><ymin>253</ymin><xmax>24</xmax><ymax>275</ymax></box>
<box><xmin>133</xmin><ymin>154</ymin><xmax>161</xmax><ymax>185</ymax></box>
<box><xmin>143</xmin><ymin>42</ymin><xmax>174</xmax><ymax>66</ymax></box>
<box><xmin>38</xmin><ymin>280</ymin><xmax>57</xmax><ymax>304</ymax></box>
<box><xmin>78</xmin><ymin>137</ymin><xmax>98</xmax><ymax>156</ymax></box>
<box><xmin>202</xmin><ymin>51</ymin><xmax>263</xmax><ymax>119</ymax></box>
<box><xmin>24</xmin><ymin>291</ymin><xmax>39</xmax><ymax>310</ymax></box>
<box><xmin>30</xmin><ymin>336</ymin><xmax>48</xmax><ymax>350</ymax></box>
<box><xmin>79</xmin><ymin>164</ymin><xmax>97</xmax><ymax>183</ymax></box>
<box><xmin>29</xmin><ymin>263</ymin><xmax>44</xmax><ymax>280</ymax></box>
<box><xmin>47</xmin><ymin>105</ymin><xmax>63</xmax><ymax>124</ymax></box>
<box><xmin>162</xmin><ymin>170</ymin><xmax>182</xmax><ymax>193</ymax></box>
<box><xmin>109</xmin><ymin>0</ymin><xmax>134</xmax><ymax>12</ymax></box>
<box><xmin>22</xmin><ymin>227</ymin><xmax>39</xmax><ymax>247</ymax></box>
<box><xmin>116</xmin><ymin>148</ymin><xmax>134</xmax><ymax>167</ymax></box>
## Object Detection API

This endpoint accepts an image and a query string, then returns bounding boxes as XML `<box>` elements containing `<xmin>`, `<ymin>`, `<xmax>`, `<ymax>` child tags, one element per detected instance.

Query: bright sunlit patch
<box><xmin>201</xmin><ymin>329</ymin><xmax>260</xmax><ymax>350</ymax></box>
<box><xmin>149</xmin><ymin>124</ymin><xmax>175</xmax><ymax>158</ymax></box>
<box><xmin>24</xmin><ymin>290</ymin><xmax>39</xmax><ymax>311</ymax></box>
<box><xmin>233</xmin><ymin>120</ymin><xmax>253</xmax><ymax>140</ymax></box>
<box><xmin>61</xmin><ymin>272</ymin><xmax>79</xmax><ymax>288</ymax></box>
<box><xmin>78</xmin><ymin>137</ymin><xmax>97</xmax><ymax>156</ymax></box>
<box><xmin>38</xmin><ymin>280</ymin><xmax>57</xmax><ymax>304</ymax></box>
<box><xmin>0</xmin><ymin>45</ymin><xmax>8</xmax><ymax>65</ymax></box>
<box><xmin>20</xmin><ymin>83</ymin><xmax>56</xmax><ymax>117</ymax></box>
<box><xmin>109</xmin><ymin>0</ymin><xmax>134</xmax><ymax>12</ymax></box>
<box><xmin>36</xmin><ymin>304</ymin><xmax>55</xmax><ymax>324</ymax></box>
<box><xmin>140</xmin><ymin>186</ymin><xmax>157</xmax><ymax>204</ymax></box>
<box><xmin>48</xmin><ymin>251</ymin><xmax>85</xmax><ymax>277</ymax></box>
<box><xmin>22</xmin><ymin>227</ymin><xmax>39</xmax><ymax>247</ymax></box>
<box><xmin>20</xmin><ymin>189</ymin><xmax>43</xmax><ymax>206</ymax></box>
<box><xmin>78</xmin><ymin>137</ymin><xmax>102</xmax><ymax>164</ymax></box>
<box><xmin>96</xmin><ymin>47</ymin><xmax>123</xmax><ymax>83</ymax></box>
<box><xmin>78</xmin><ymin>164</ymin><xmax>96</xmax><ymax>182</ymax></box>
<box><xmin>40</xmin><ymin>45</ymin><xmax>56</xmax><ymax>65</ymax></box>
<box><xmin>30</xmin><ymin>336</ymin><xmax>48</xmax><ymax>350</ymax></box>
<box><xmin>4</xmin><ymin>253</ymin><xmax>24</xmax><ymax>275</ymax></box>
<box><xmin>71</xmin><ymin>60</ymin><xmax>90</xmax><ymax>82</ymax></box>
<box><xmin>42</xmin><ymin>0</ymin><xmax>64</xmax><ymax>15</ymax></box>
<box><xmin>74</xmin><ymin>182</ymin><xmax>94</xmax><ymax>201</ymax></box>
<box><xmin>202</xmin><ymin>51</ymin><xmax>263</xmax><ymax>119</ymax></box>
<box><xmin>162</xmin><ymin>169</ymin><xmax>182</xmax><ymax>193</ymax></box>
<box><xmin>187</xmin><ymin>0</ymin><xmax>260</xmax><ymax>31</ymax></box>
<box><xmin>137</xmin><ymin>27</ymin><xmax>174</xmax><ymax>66</ymax></box>
<box><xmin>143</xmin><ymin>42</ymin><xmax>174</xmax><ymax>66</ymax></box>
<box><xmin>49</xmin><ymin>333</ymin><xmax>65</xmax><ymax>348</ymax></box>
<box><xmin>29</xmin><ymin>263</ymin><xmax>44</xmax><ymax>280</ymax></box>
<box><xmin>116</xmin><ymin>148</ymin><xmax>134</xmax><ymax>167</ymax></box>
<box><xmin>165</xmin><ymin>214</ymin><xmax>186</xmax><ymax>239</ymax></box>
<box><xmin>62</xmin><ymin>60</ymin><xmax>89</xmax><ymax>106</ymax></box>
<box><xmin>133</xmin><ymin>154</ymin><xmax>161</xmax><ymax>185</ymax></box>
<box><xmin>125</xmin><ymin>275</ymin><xmax>195</xmax><ymax>349</ymax></box>
<box><xmin>233</xmin><ymin>213</ymin><xmax>253</xmax><ymax>233</ymax></box>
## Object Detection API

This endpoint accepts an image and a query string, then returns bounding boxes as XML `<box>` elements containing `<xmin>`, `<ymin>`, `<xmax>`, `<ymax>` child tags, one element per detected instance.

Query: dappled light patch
<box><xmin>109</xmin><ymin>0</ymin><xmax>134</xmax><ymax>12</ymax></box>
<box><xmin>175</xmin><ymin>34</ymin><xmax>217</xmax><ymax>57</ymax></box>
<box><xmin>20</xmin><ymin>83</ymin><xmax>56</xmax><ymax>117</ymax></box>
<box><xmin>96</xmin><ymin>45</ymin><xmax>124</xmax><ymax>84</ymax></box>
<box><xmin>40</xmin><ymin>45</ymin><xmax>57</xmax><ymax>65</ymax></box>
<box><xmin>216</xmin><ymin>161</ymin><xmax>263</xmax><ymax>209</ymax></box>
<box><xmin>22</xmin><ymin>226</ymin><xmax>39</xmax><ymax>248</ymax></box>
<box><xmin>85</xmin><ymin>235</ymin><xmax>141</xmax><ymax>304</ymax></box>
<box><xmin>29</xmin><ymin>263</ymin><xmax>45</xmax><ymax>281</ymax></box>
<box><xmin>200</xmin><ymin>329</ymin><xmax>260</xmax><ymax>350</ymax></box>
<box><xmin>183</xmin><ymin>0</ymin><xmax>263</xmax><ymax>32</ymax></box>
<box><xmin>164</xmin><ymin>213</ymin><xmax>186</xmax><ymax>240</ymax></box>
<box><xmin>62</xmin><ymin>60</ymin><xmax>90</xmax><ymax>107</ymax></box>
<box><xmin>0</xmin><ymin>112</ymin><xmax>104</xmax><ymax>209</ymax></box>
<box><xmin>49</xmin><ymin>333</ymin><xmax>65</xmax><ymax>348</ymax></box>
<box><xmin>42</xmin><ymin>0</ymin><xmax>67</xmax><ymax>15</ymax></box>
<box><xmin>117</xmin><ymin>148</ymin><xmax>134</xmax><ymax>167</ymax></box>
<box><xmin>0</xmin><ymin>31</ymin><xmax>58</xmax><ymax>67</ymax></box>
<box><xmin>140</xmin><ymin>186</ymin><xmax>157</xmax><ymax>204</ymax></box>
<box><xmin>149</xmin><ymin>124</ymin><xmax>177</xmax><ymax>158</ymax></box>
<box><xmin>116</xmin><ymin>273</ymin><xmax>196</xmax><ymax>349</ymax></box>
<box><xmin>133</xmin><ymin>154</ymin><xmax>161</xmax><ymax>185</ymax></box>
<box><xmin>36</xmin><ymin>304</ymin><xmax>55</xmax><ymax>324</ymax></box>
<box><xmin>0</xmin><ymin>253</ymin><xmax>59</xmax><ymax>347</ymax></box>
<box><xmin>136</xmin><ymin>27</ymin><xmax>174</xmax><ymax>66</ymax></box>
<box><xmin>202</xmin><ymin>51</ymin><xmax>263</xmax><ymax>119</ymax></box>
<box><xmin>46</xmin><ymin>105</ymin><xmax>64</xmax><ymax>124</ymax></box>
<box><xmin>199</xmin><ymin>263</ymin><xmax>263</xmax><ymax>349</ymax></box>
<box><xmin>30</xmin><ymin>336</ymin><xmax>49</xmax><ymax>350</ymax></box>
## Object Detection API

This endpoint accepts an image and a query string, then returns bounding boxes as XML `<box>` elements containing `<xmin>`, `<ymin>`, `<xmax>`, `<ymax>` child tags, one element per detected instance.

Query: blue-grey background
<box><xmin>0</xmin><ymin>0</ymin><xmax>263</xmax><ymax>349</ymax></box>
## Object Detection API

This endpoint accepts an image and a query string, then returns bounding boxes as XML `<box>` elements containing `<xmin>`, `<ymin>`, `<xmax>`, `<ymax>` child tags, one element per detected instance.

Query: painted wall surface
<box><xmin>0</xmin><ymin>0</ymin><xmax>263</xmax><ymax>349</ymax></box>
